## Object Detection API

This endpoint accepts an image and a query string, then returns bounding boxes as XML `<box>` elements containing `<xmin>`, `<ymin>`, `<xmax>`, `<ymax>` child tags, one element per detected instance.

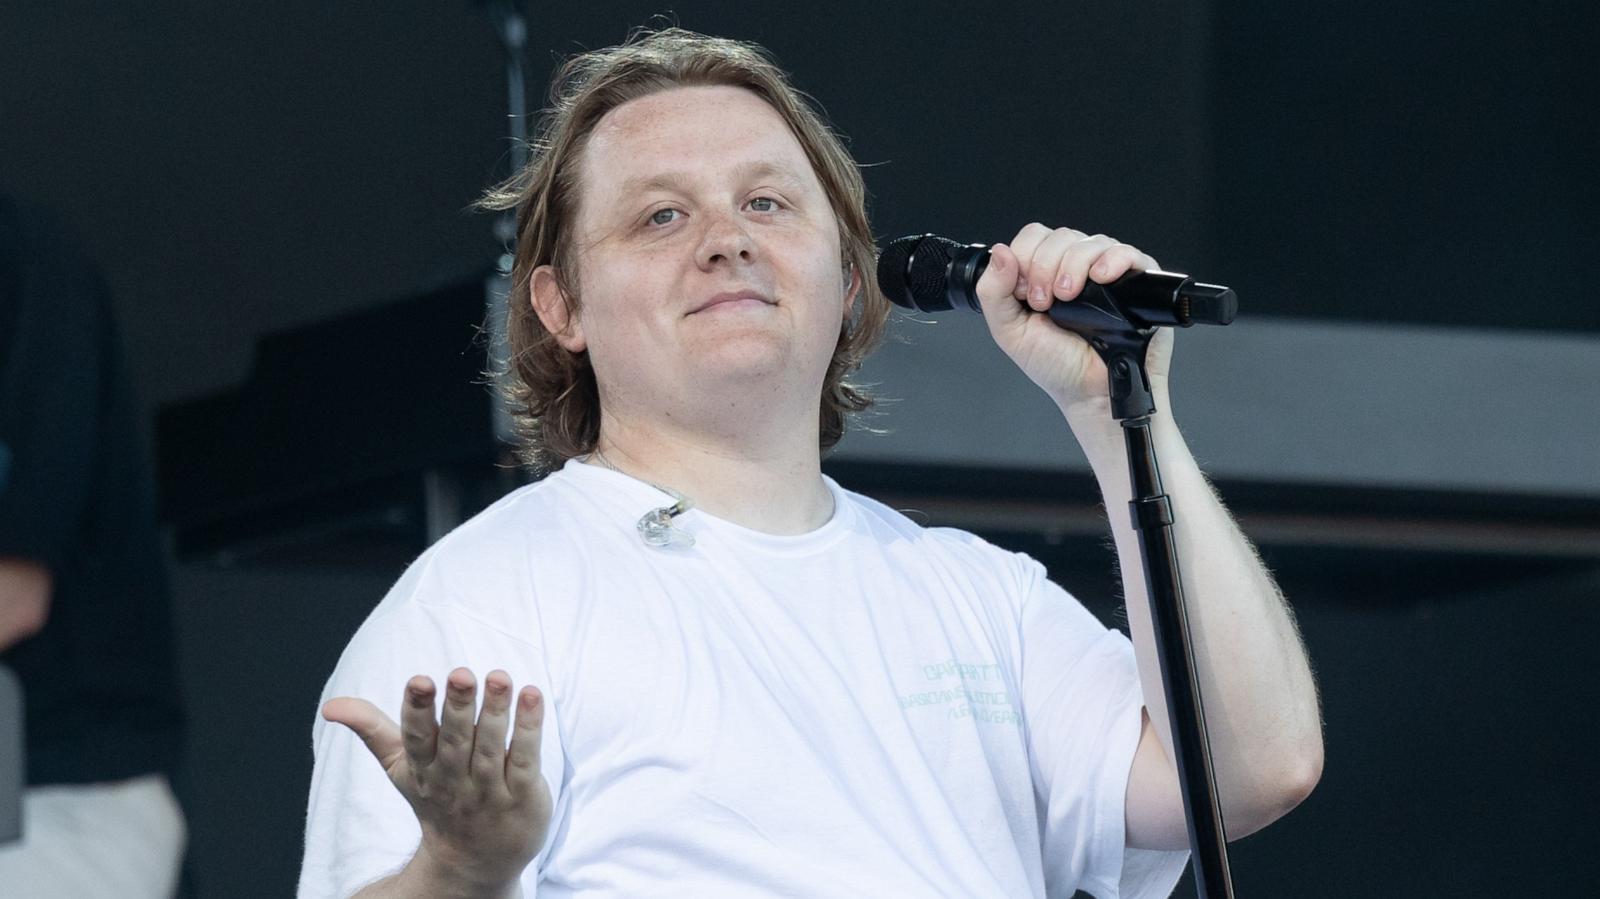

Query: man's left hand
<box><xmin>972</xmin><ymin>223</ymin><xmax>1174</xmax><ymax>417</ymax></box>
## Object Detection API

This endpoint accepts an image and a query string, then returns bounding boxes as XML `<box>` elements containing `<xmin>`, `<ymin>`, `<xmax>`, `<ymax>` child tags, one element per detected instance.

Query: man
<box><xmin>0</xmin><ymin>193</ymin><xmax>189</xmax><ymax>896</ymax></box>
<box><xmin>301</xmin><ymin>28</ymin><xmax>1322</xmax><ymax>899</ymax></box>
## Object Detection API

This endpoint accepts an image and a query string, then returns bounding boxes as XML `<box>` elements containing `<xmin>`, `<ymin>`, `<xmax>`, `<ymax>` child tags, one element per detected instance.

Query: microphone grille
<box><xmin>876</xmin><ymin>234</ymin><xmax>958</xmax><ymax>311</ymax></box>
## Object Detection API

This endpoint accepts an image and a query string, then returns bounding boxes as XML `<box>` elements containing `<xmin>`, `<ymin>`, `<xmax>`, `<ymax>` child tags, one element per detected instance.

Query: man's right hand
<box><xmin>322</xmin><ymin>668</ymin><xmax>552</xmax><ymax>895</ymax></box>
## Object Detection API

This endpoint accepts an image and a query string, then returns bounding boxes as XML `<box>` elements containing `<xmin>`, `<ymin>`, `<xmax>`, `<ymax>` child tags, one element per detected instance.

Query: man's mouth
<box><xmin>690</xmin><ymin>290</ymin><xmax>775</xmax><ymax>314</ymax></box>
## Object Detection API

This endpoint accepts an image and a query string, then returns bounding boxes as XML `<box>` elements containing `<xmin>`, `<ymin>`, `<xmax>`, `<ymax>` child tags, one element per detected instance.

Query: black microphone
<box><xmin>876</xmin><ymin>234</ymin><xmax>1236</xmax><ymax>337</ymax></box>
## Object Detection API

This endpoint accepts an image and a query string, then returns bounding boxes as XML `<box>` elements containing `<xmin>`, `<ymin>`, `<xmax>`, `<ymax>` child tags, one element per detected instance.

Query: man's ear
<box><xmin>842</xmin><ymin>262</ymin><xmax>861</xmax><ymax>321</ymax></box>
<box><xmin>531</xmin><ymin>265</ymin><xmax>586</xmax><ymax>353</ymax></box>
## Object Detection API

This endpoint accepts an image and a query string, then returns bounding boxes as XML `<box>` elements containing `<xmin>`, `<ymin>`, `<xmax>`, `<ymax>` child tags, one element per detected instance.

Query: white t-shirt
<box><xmin>299</xmin><ymin>460</ymin><xmax>1188</xmax><ymax>898</ymax></box>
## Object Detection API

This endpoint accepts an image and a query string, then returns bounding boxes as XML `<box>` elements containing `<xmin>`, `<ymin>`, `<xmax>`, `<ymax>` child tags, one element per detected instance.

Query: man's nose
<box><xmin>696</xmin><ymin>211</ymin><xmax>756</xmax><ymax>268</ymax></box>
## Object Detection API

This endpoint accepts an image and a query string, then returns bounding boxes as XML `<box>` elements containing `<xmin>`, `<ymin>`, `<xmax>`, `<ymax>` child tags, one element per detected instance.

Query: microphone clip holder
<box><xmin>1081</xmin><ymin>327</ymin><xmax>1159</xmax><ymax>421</ymax></box>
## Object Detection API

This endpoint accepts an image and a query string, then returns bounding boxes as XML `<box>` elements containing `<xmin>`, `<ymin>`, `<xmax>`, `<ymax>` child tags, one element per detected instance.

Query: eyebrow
<box><xmin>614</xmin><ymin>160</ymin><xmax>811</xmax><ymax>200</ymax></box>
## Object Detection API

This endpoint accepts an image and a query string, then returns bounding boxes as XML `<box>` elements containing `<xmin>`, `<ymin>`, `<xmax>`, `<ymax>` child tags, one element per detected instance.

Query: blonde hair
<box><xmin>477</xmin><ymin>27</ymin><xmax>889</xmax><ymax>472</ymax></box>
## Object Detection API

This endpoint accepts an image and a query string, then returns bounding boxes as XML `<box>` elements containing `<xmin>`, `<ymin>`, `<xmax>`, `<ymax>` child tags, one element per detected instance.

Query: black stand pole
<box><xmin>1095</xmin><ymin>334</ymin><xmax>1235</xmax><ymax>899</ymax></box>
<box><xmin>478</xmin><ymin>0</ymin><xmax>531</xmax><ymax>454</ymax></box>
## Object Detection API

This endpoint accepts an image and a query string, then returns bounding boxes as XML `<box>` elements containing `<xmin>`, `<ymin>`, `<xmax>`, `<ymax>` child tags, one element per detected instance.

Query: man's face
<box><xmin>553</xmin><ymin>85</ymin><xmax>854</xmax><ymax>416</ymax></box>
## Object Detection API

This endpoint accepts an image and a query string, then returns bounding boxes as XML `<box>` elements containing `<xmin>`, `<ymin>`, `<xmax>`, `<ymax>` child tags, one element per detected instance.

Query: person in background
<box><xmin>0</xmin><ymin>193</ymin><xmax>188</xmax><ymax>897</ymax></box>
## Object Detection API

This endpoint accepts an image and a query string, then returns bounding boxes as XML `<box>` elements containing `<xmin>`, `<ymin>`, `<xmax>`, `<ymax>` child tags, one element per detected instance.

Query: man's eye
<box><xmin>649</xmin><ymin>208</ymin><xmax>680</xmax><ymax>226</ymax></box>
<box><xmin>748</xmin><ymin>196</ymin><xmax>781</xmax><ymax>213</ymax></box>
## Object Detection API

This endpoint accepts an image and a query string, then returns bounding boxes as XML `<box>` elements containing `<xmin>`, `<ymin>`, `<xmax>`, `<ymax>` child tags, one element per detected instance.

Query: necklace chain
<box><xmin>590</xmin><ymin>446</ymin><xmax>694</xmax><ymax>515</ymax></box>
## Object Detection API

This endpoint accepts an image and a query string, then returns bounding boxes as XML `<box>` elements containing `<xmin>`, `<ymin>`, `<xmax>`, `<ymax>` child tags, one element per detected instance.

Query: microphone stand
<box><xmin>1083</xmin><ymin>322</ymin><xmax>1234</xmax><ymax>899</ymax></box>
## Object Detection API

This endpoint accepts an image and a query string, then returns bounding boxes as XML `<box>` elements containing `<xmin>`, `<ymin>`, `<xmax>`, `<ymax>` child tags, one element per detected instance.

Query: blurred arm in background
<box><xmin>0</xmin><ymin>560</ymin><xmax>50</xmax><ymax>651</ymax></box>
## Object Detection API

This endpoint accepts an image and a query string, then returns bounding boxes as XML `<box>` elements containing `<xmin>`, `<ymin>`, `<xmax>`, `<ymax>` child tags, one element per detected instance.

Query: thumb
<box><xmin>323</xmin><ymin>696</ymin><xmax>403</xmax><ymax>766</ymax></box>
<box><xmin>973</xmin><ymin>243</ymin><xmax>1026</xmax><ymax>328</ymax></box>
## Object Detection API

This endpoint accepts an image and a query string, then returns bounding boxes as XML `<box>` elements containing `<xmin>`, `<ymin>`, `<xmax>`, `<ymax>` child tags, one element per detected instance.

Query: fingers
<box><xmin>434</xmin><ymin>667</ymin><xmax>479</xmax><ymax>780</ymax></box>
<box><xmin>973</xmin><ymin>242</ymin><xmax>1024</xmax><ymax>325</ymax></box>
<box><xmin>470</xmin><ymin>670</ymin><xmax>514</xmax><ymax>785</ymax></box>
<box><xmin>400</xmin><ymin>675</ymin><xmax>440</xmax><ymax>766</ymax></box>
<box><xmin>1006</xmin><ymin>222</ymin><xmax>1056</xmax><ymax>303</ymax></box>
<box><xmin>1024</xmin><ymin>227</ymin><xmax>1096</xmax><ymax>309</ymax></box>
<box><xmin>1084</xmin><ymin>243</ymin><xmax>1161</xmax><ymax>290</ymax></box>
<box><xmin>323</xmin><ymin>696</ymin><xmax>404</xmax><ymax>768</ymax></box>
<box><xmin>424</xmin><ymin>669</ymin><xmax>540</xmax><ymax>796</ymax></box>
<box><xmin>1003</xmin><ymin>224</ymin><xmax>1158</xmax><ymax>310</ymax></box>
<box><xmin>505</xmin><ymin>685</ymin><xmax>546</xmax><ymax>803</ymax></box>
<box><xmin>337</xmin><ymin>668</ymin><xmax>547</xmax><ymax>807</ymax></box>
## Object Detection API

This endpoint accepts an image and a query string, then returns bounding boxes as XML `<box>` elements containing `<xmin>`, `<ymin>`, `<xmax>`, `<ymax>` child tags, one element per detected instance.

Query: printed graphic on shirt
<box><xmin>898</xmin><ymin>658</ymin><xmax>1021</xmax><ymax>726</ymax></box>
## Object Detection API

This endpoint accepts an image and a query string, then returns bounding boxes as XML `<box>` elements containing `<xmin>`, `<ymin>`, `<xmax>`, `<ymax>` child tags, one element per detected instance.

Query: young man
<box><xmin>301</xmin><ymin>28</ymin><xmax>1322</xmax><ymax>899</ymax></box>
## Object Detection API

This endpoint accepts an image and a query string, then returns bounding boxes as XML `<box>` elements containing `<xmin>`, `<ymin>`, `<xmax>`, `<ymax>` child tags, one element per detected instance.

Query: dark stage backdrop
<box><xmin>5</xmin><ymin>1</ymin><xmax>1594</xmax><ymax>413</ymax></box>
<box><xmin>3</xmin><ymin>2</ymin><xmax>1596</xmax><ymax>896</ymax></box>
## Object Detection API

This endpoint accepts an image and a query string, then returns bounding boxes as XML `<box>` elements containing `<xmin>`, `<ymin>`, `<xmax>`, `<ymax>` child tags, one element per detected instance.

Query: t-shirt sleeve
<box><xmin>1017</xmin><ymin>555</ymin><xmax>1188</xmax><ymax>899</ymax></box>
<box><xmin>297</xmin><ymin>555</ymin><xmax>568</xmax><ymax>899</ymax></box>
